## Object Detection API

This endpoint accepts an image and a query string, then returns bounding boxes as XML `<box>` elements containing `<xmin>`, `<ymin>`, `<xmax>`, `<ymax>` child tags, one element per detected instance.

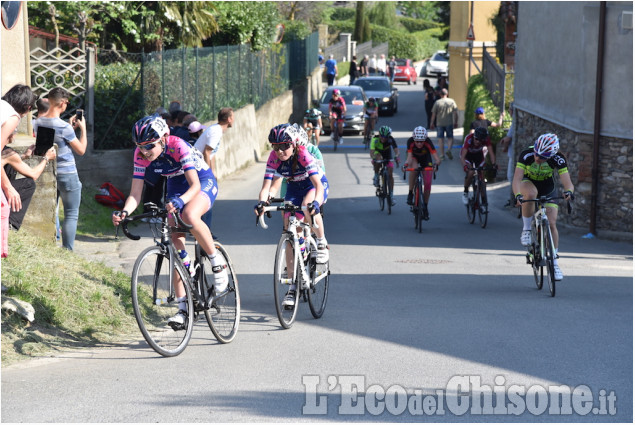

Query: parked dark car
<box><xmin>393</xmin><ymin>58</ymin><xmax>417</xmax><ymax>84</ymax></box>
<box><xmin>352</xmin><ymin>76</ymin><xmax>398</xmax><ymax>116</ymax></box>
<box><xmin>318</xmin><ymin>85</ymin><xmax>368</xmax><ymax>134</ymax></box>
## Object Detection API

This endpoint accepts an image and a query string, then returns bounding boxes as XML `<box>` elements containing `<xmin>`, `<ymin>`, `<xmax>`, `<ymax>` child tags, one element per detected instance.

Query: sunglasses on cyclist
<box><xmin>138</xmin><ymin>141</ymin><xmax>159</xmax><ymax>151</ymax></box>
<box><xmin>534</xmin><ymin>153</ymin><xmax>549</xmax><ymax>160</ymax></box>
<box><xmin>414</xmin><ymin>140</ymin><xmax>425</xmax><ymax>144</ymax></box>
<box><xmin>272</xmin><ymin>143</ymin><xmax>293</xmax><ymax>152</ymax></box>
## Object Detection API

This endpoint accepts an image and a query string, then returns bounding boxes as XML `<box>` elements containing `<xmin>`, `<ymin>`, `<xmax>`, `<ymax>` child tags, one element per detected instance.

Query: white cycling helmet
<box><xmin>292</xmin><ymin>123</ymin><xmax>309</xmax><ymax>147</ymax></box>
<box><xmin>412</xmin><ymin>126</ymin><xmax>427</xmax><ymax>141</ymax></box>
<box><xmin>533</xmin><ymin>133</ymin><xmax>560</xmax><ymax>158</ymax></box>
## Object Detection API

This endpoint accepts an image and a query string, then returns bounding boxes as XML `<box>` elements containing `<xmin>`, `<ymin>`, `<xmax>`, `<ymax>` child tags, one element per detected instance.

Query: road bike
<box><xmin>520</xmin><ymin>195</ymin><xmax>571</xmax><ymax>297</ymax></box>
<box><xmin>465</xmin><ymin>165</ymin><xmax>495</xmax><ymax>229</ymax></box>
<box><xmin>258</xmin><ymin>199</ymin><xmax>330</xmax><ymax>329</ymax></box>
<box><xmin>119</xmin><ymin>203</ymin><xmax>240</xmax><ymax>356</ymax></box>
<box><xmin>304</xmin><ymin>122</ymin><xmax>319</xmax><ymax>146</ymax></box>
<box><xmin>373</xmin><ymin>159</ymin><xmax>395</xmax><ymax>215</ymax></box>
<box><xmin>330</xmin><ymin>115</ymin><xmax>344</xmax><ymax>151</ymax></box>
<box><xmin>406</xmin><ymin>164</ymin><xmax>437</xmax><ymax>232</ymax></box>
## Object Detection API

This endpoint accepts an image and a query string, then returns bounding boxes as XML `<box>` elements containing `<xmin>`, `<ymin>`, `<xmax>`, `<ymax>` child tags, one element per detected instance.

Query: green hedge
<box><xmin>399</xmin><ymin>16</ymin><xmax>444</xmax><ymax>32</ymax></box>
<box><xmin>463</xmin><ymin>74</ymin><xmax>510</xmax><ymax>146</ymax></box>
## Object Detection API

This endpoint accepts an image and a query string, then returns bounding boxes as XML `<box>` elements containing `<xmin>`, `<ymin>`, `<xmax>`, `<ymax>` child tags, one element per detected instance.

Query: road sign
<box><xmin>466</xmin><ymin>24</ymin><xmax>475</xmax><ymax>41</ymax></box>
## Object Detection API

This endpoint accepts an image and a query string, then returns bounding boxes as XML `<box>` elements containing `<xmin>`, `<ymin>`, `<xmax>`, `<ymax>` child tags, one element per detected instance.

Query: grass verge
<box><xmin>1</xmin><ymin>186</ymin><xmax>140</xmax><ymax>366</ymax></box>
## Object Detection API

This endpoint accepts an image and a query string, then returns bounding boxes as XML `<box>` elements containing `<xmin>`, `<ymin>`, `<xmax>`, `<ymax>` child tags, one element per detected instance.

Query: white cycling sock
<box><xmin>177</xmin><ymin>296</ymin><xmax>187</xmax><ymax>312</ymax></box>
<box><xmin>316</xmin><ymin>237</ymin><xmax>327</xmax><ymax>247</ymax></box>
<box><xmin>522</xmin><ymin>217</ymin><xmax>532</xmax><ymax>231</ymax></box>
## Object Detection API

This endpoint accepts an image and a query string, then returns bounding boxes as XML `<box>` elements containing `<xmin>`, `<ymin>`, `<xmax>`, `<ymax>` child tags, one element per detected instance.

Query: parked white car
<box><xmin>422</xmin><ymin>50</ymin><xmax>449</xmax><ymax>77</ymax></box>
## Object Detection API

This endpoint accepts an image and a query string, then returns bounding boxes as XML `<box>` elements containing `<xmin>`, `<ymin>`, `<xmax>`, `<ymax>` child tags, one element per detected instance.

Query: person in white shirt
<box><xmin>377</xmin><ymin>54</ymin><xmax>387</xmax><ymax>76</ymax></box>
<box><xmin>193</xmin><ymin>107</ymin><xmax>234</xmax><ymax>230</ymax></box>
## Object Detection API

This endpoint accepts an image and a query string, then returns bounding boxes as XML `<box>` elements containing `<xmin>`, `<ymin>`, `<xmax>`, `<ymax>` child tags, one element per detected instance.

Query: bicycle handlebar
<box><xmin>519</xmin><ymin>196</ymin><xmax>573</xmax><ymax>214</ymax></box>
<box><xmin>256</xmin><ymin>198</ymin><xmax>319</xmax><ymax>230</ymax></box>
<box><xmin>116</xmin><ymin>203</ymin><xmax>192</xmax><ymax>241</ymax></box>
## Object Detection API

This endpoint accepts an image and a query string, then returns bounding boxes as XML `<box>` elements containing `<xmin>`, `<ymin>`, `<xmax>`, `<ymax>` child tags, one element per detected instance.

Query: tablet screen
<box><xmin>34</xmin><ymin>126</ymin><xmax>55</xmax><ymax>156</ymax></box>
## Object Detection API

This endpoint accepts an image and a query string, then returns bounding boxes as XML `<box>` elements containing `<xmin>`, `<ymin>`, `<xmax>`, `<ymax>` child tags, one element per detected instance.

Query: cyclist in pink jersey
<box><xmin>112</xmin><ymin>114</ymin><xmax>227</xmax><ymax>328</ymax></box>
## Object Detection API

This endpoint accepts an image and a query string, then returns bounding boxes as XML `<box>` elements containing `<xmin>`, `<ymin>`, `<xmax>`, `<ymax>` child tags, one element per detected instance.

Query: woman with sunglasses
<box><xmin>254</xmin><ymin>123</ymin><xmax>329</xmax><ymax>307</ymax></box>
<box><xmin>513</xmin><ymin>133</ymin><xmax>574</xmax><ymax>281</ymax></box>
<box><xmin>112</xmin><ymin>114</ymin><xmax>227</xmax><ymax>328</ymax></box>
<box><xmin>405</xmin><ymin>126</ymin><xmax>441</xmax><ymax>219</ymax></box>
<box><xmin>460</xmin><ymin>127</ymin><xmax>496</xmax><ymax>206</ymax></box>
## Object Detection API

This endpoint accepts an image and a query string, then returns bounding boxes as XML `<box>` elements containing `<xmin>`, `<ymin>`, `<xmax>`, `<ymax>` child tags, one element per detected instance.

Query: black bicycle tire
<box><xmin>273</xmin><ymin>233</ymin><xmax>299</xmax><ymax>328</ymax></box>
<box><xmin>385</xmin><ymin>168</ymin><xmax>392</xmax><ymax>215</ymax></box>
<box><xmin>203</xmin><ymin>243</ymin><xmax>241</xmax><ymax>343</ymax></box>
<box><xmin>131</xmin><ymin>245</ymin><xmax>193</xmax><ymax>357</ymax></box>
<box><xmin>417</xmin><ymin>179</ymin><xmax>425</xmax><ymax>233</ymax></box>
<box><xmin>378</xmin><ymin>171</ymin><xmax>385</xmax><ymax>211</ymax></box>
<box><xmin>478</xmin><ymin>182</ymin><xmax>488</xmax><ymax>228</ymax></box>
<box><xmin>532</xmin><ymin>223</ymin><xmax>544</xmax><ymax>290</ymax></box>
<box><xmin>544</xmin><ymin>224</ymin><xmax>556</xmax><ymax>297</ymax></box>
<box><xmin>308</xmin><ymin>254</ymin><xmax>329</xmax><ymax>319</ymax></box>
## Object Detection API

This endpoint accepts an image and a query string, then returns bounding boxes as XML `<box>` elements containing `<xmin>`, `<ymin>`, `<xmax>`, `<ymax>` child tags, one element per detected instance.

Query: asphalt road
<box><xmin>2</xmin><ymin>80</ymin><xmax>632</xmax><ymax>423</ymax></box>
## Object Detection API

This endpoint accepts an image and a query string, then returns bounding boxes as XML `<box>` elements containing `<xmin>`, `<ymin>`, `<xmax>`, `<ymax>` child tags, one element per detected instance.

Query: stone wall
<box><xmin>514</xmin><ymin>110</ymin><xmax>633</xmax><ymax>235</ymax></box>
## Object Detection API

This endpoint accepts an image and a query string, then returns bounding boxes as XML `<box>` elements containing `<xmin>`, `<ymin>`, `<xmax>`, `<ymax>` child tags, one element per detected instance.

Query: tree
<box><xmin>398</xmin><ymin>1</ymin><xmax>438</xmax><ymax>21</ymax></box>
<box><xmin>207</xmin><ymin>2</ymin><xmax>279</xmax><ymax>50</ymax></box>
<box><xmin>353</xmin><ymin>1</ymin><xmax>365</xmax><ymax>42</ymax></box>
<box><xmin>368</xmin><ymin>2</ymin><xmax>399</xmax><ymax>29</ymax></box>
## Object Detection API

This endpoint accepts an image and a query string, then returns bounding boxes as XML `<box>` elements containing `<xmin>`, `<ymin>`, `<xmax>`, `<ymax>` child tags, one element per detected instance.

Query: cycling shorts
<box><xmin>465</xmin><ymin>152</ymin><xmax>486</xmax><ymax>168</ymax></box>
<box><xmin>522</xmin><ymin>178</ymin><xmax>559</xmax><ymax>208</ymax></box>
<box><xmin>167</xmin><ymin>174</ymin><xmax>218</xmax><ymax>213</ymax></box>
<box><xmin>284</xmin><ymin>175</ymin><xmax>329</xmax><ymax>219</ymax></box>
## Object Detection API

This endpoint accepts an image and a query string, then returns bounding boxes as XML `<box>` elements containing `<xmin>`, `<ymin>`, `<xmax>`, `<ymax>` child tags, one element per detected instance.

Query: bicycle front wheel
<box><xmin>131</xmin><ymin>246</ymin><xmax>193</xmax><ymax>357</ymax></box>
<box><xmin>532</xmin><ymin>223</ymin><xmax>543</xmax><ymax>290</ymax></box>
<box><xmin>467</xmin><ymin>188</ymin><xmax>476</xmax><ymax>224</ymax></box>
<box><xmin>202</xmin><ymin>243</ymin><xmax>240</xmax><ymax>343</ymax></box>
<box><xmin>543</xmin><ymin>224</ymin><xmax>556</xmax><ymax>297</ymax></box>
<box><xmin>417</xmin><ymin>183</ymin><xmax>425</xmax><ymax>233</ymax></box>
<box><xmin>308</xmin><ymin>257</ymin><xmax>329</xmax><ymax>319</ymax></box>
<box><xmin>378</xmin><ymin>173</ymin><xmax>385</xmax><ymax>211</ymax></box>
<box><xmin>273</xmin><ymin>233</ymin><xmax>300</xmax><ymax>328</ymax></box>
<box><xmin>384</xmin><ymin>170</ymin><xmax>392</xmax><ymax>215</ymax></box>
<box><xmin>477</xmin><ymin>184</ymin><xmax>488</xmax><ymax>228</ymax></box>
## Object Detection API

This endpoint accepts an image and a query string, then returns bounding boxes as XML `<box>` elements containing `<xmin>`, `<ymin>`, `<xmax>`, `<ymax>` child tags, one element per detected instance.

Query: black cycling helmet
<box><xmin>474</xmin><ymin>127</ymin><xmax>489</xmax><ymax>141</ymax></box>
<box><xmin>311</xmin><ymin>99</ymin><xmax>320</xmax><ymax>108</ymax></box>
<box><xmin>132</xmin><ymin>114</ymin><xmax>169</xmax><ymax>145</ymax></box>
<box><xmin>268</xmin><ymin>123</ymin><xmax>291</xmax><ymax>144</ymax></box>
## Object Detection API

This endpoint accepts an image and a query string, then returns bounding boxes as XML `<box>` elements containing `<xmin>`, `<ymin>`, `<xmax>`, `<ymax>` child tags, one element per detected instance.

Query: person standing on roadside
<box><xmin>34</xmin><ymin>87</ymin><xmax>87</xmax><ymax>251</ymax></box>
<box><xmin>430</xmin><ymin>88</ymin><xmax>458</xmax><ymax>160</ymax></box>
<box><xmin>325</xmin><ymin>55</ymin><xmax>338</xmax><ymax>86</ymax></box>
<box><xmin>388</xmin><ymin>56</ymin><xmax>397</xmax><ymax>84</ymax></box>
<box><xmin>194</xmin><ymin>107</ymin><xmax>234</xmax><ymax>231</ymax></box>
<box><xmin>349</xmin><ymin>55</ymin><xmax>359</xmax><ymax>85</ymax></box>
<box><xmin>369</xmin><ymin>54</ymin><xmax>377</xmax><ymax>75</ymax></box>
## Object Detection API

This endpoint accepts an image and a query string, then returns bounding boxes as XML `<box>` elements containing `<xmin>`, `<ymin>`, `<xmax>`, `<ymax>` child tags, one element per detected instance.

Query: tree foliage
<box><xmin>368</xmin><ymin>2</ymin><xmax>400</xmax><ymax>29</ymax></box>
<box><xmin>206</xmin><ymin>1</ymin><xmax>279</xmax><ymax>51</ymax></box>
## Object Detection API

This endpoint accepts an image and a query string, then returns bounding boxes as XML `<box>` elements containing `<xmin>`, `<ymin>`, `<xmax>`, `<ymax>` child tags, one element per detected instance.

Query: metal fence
<box><xmin>482</xmin><ymin>45</ymin><xmax>514</xmax><ymax>112</ymax></box>
<box><xmin>355</xmin><ymin>41</ymin><xmax>389</xmax><ymax>60</ymax></box>
<box><xmin>94</xmin><ymin>33</ymin><xmax>318</xmax><ymax>149</ymax></box>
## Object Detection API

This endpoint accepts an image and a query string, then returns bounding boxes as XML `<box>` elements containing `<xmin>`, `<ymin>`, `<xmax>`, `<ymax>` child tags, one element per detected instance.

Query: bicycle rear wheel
<box><xmin>201</xmin><ymin>243</ymin><xmax>240</xmax><ymax>343</ymax></box>
<box><xmin>308</xmin><ymin>244</ymin><xmax>329</xmax><ymax>319</ymax></box>
<box><xmin>273</xmin><ymin>233</ymin><xmax>300</xmax><ymax>328</ymax></box>
<box><xmin>131</xmin><ymin>246</ymin><xmax>193</xmax><ymax>357</ymax></box>
<box><xmin>543</xmin><ymin>224</ymin><xmax>556</xmax><ymax>297</ymax></box>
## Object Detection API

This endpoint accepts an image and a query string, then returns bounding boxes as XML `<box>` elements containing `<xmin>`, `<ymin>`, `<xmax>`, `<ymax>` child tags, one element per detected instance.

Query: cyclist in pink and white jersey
<box><xmin>112</xmin><ymin>114</ymin><xmax>227</xmax><ymax>328</ymax></box>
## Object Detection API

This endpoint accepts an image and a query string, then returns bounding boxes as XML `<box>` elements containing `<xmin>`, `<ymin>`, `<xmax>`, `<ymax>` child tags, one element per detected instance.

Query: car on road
<box><xmin>422</xmin><ymin>50</ymin><xmax>449</xmax><ymax>77</ymax></box>
<box><xmin>392</xmin><ymin>58</ymin><xmax>417</xmax><ymax>85</ymax></box>
<box><xmin>352</xmin><ymin>76</ymin><xmax>398</xmax><ymax>116</ymax></box>
<box><xmin>319</xmin><ymin>85</ymin><xmax>368</xmax><ymax>134</ymax></box>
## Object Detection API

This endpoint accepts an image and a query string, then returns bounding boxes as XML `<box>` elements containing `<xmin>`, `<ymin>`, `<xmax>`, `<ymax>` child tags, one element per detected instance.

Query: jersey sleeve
<box><xmin>297</xmin><ymin>145</ymin><xmax>319</xmax><ymax>176</ymax></box>
<box><xmin>133</xmin><ymin>148</ymin><xmax>150</xmax><ymax>179</ymax></box>
<box><xmin>169</xmin><ymin>137</ymin><xmax>196</xmax><ymax>172</ymax></box>
<box><xmin>264</xmin><ymin>151</ymin><xmax>281</xmax><ymax>180</ymax></box>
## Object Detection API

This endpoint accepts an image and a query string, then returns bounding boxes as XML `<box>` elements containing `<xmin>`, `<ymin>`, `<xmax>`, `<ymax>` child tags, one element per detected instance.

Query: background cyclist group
<box><xmin>112</xmin><ymin>99</ymin><xmax>574</xmax><ymax>323</ymax></box>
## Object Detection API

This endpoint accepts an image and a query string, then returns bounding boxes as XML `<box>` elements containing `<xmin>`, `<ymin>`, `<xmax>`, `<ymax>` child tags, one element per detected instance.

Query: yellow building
<box><xmin>448</xmin><ymin>1</ymin><xmax>500</xmax><ymax>126</ymax></box>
